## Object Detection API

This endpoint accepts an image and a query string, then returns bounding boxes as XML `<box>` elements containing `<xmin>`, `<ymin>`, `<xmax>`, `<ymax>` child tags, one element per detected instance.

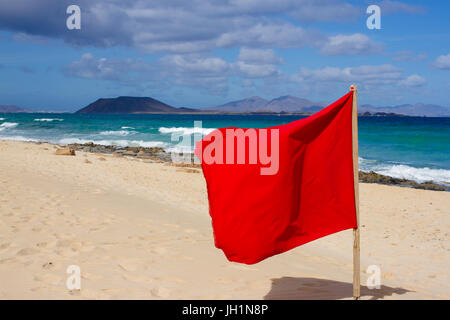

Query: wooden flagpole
<box><xmin>350</xmin><ymin>84</ymin><xmax>360</xmax><ymax>300</ymax></box>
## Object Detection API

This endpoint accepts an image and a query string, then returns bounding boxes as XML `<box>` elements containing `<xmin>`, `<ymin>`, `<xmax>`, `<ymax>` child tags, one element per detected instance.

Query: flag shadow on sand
<box><xmin>264</xmin><ymin>277</ymin><xmax>412</xmax><ymax>300</ymax></box>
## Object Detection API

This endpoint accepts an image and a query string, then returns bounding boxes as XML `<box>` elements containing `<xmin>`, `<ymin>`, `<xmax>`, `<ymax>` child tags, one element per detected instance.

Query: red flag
<box><xmin>194</xmin><ymin>91</ymin><xmax>357</xmax><ymax>264</ymax></box>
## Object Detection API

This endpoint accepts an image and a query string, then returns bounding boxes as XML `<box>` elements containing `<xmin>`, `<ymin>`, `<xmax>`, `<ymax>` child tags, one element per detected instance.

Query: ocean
<box><xmin>1</xmin><ymin>113</ymin><xmax>449</xmax><ymax>186</ymax></box>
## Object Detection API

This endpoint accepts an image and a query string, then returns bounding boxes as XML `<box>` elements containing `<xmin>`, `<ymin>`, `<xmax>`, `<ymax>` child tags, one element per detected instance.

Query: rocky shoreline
<box><xmin>63</xmin><ymin>142</ymin><xmax>447</xmax><ymax>192</ymax></box>
<box><xmin>358</xmin><ymin>171</ymin><xmax>447</xmax><ymax>191</ymax></box>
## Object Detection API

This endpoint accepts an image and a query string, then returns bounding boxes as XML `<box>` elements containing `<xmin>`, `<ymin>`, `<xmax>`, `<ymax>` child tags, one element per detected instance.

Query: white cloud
<box><xmin>234</xmin><ymin>48</ymin><xmax>283</xmax><ymax>78</ymax></box>
<box><xmin>433</xmin><ymin>54</ymin><xmax>450</xmax><ymax>70</ymax></box>
<box><xmin>292</xmin><ymin>64</ymin><xmax>426</xmax><ymax>90</ymax></box>
<box><xmin>295</xmin><ymin>64</ymin><xmax>402</xmax><ymax>83</ymax></box>
<box><xmin>399</xmin><ymin>74</ymin><xmax>426</xmax><ymax>87</ymax></box>
<box><xmin>62</xmin><ymin>53</ymin><xmax>153</xmax><ymax>81</ymax></box>
<box><xmin>392</xmin><ymin>51</ymin><xmax>427</xmax><ymax>62</ymax></box>
<box><xmin>234</xmin><ymin>61</ymin><xmax>281</xmax><ymax>78</ymax></box>
<box><xmin>64</xmin><ymin>50</ymin><xmax>287</xmax><ymax>96</ymax></box>
<box><xmin>320</xmin><ymin>33</ymin><xmax>383</xmax><ymax>55</ymax></box>
<box><xmin>159</xmin><ymin>55</ymin><xmax>230</xmax><ymax>75</ymax></box>
<box><xmin>216</xmin><ymin>22</ymin><xmax>324</xmax><ymax>49</ymax></box>
<box><xmin>0</xmin><ymin>0</ymin><xmax>362</xmax><ymax>54</ymax></box>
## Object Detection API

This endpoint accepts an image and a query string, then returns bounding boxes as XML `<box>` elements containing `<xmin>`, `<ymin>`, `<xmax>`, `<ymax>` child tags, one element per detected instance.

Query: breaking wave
<box><xmin>0</xmin><ymin>122</ymin><xmax>18</xmax><ymax>131</ymax></box>
<box><xmin>359</xmin><ymin>157</ymin><xmax>450</xmax><ymax>186</ymax></box>
<box><xmin>158</xmin><ymin>127</ymin><xmax>216</xmax><ymax>135</ymax></box>
<box><xmin>34</xmin><ymin>118</ymin><xmax>64</xmax><ymax>122</ymax></box>
<box><xmin>0</xmin><ymin>135</ymin><xmax>39</xmax><ymax>142</ymax></box>
<box><xmin>99</xmin><ymin>130</ymin><xmax>136</xmax><ymax>136</ymax></box>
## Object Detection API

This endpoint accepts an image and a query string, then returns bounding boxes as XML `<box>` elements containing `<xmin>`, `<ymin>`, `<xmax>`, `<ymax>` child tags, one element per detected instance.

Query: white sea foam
<box><xmin>58</xmin><ymin>138</ymin><xmax>166</xmax><ymax>148</ymax></box>
<box><xmin>121</xmin><ymin>126</ymin><xmax>135</xmax><ymax>129</ymax></box>
<box><xmin>0</xmin><ymin>122</ymin><xmax>18</xmax><ymax>131</ymax></box>
<box><xmin>375</xmin><ymin>165</ymin><xmax>450</xmax><ymax>185</ymax></box>
<box><xmin>99</xmin><ymin>130</ymin><xmax>136</xmax><ymax>136</ymax></box>
<box><xmin>0</xmin><ymin>135</ymin><xmax>39</xmax><ymax>142</ymax></box>
<box><xmin>158</xmin><ymin>127</ymin><xmax>216</xmax><ymax>135</ymax></box>
<box><xmin>0</xmin><ymin>118</ymin><xmax>4</xmax><ymax>120</ymax></box>
<box><xmin>34</xmin><ymin>118</ymin><xmax>64</xmax><ymax>122</ymax></box>
<box><xmin>359</xmin><ymin>157</ymin><xmax>450</xmax><ymax>186</ymax></box>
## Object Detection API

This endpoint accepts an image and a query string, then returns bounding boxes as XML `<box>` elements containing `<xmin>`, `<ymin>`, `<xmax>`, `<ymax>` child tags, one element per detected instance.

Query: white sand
<box><xmin>0</xmin><ymin>140</ymin><xmax>449</xmax><ymax>299</ymax></box>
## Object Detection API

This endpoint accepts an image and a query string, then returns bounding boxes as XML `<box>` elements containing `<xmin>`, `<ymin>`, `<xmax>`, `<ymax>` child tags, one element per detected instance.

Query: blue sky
<box><xmin>0</xmin><ymin>0</ymin><xmax>449</xmax><ymax>111</ymax></box>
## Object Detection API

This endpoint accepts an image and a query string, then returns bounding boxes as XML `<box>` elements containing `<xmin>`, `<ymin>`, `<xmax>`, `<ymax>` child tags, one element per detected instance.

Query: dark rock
<box><xmin>359</xmin><ymin>171</ymin><xmax>447</xmax><ymax>191</ymax></box>
<box><xmin>54</xmin><ymin>147</ymin><xmax>75</xmax><ymax>156</ymax></box>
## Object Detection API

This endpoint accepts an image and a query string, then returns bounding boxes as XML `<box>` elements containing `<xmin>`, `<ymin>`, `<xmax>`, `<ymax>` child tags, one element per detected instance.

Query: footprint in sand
<box><xmin>0</xmin><ymin>257</ymin><xmax>18</xmax><ymax>264</ymax></box>
<box><xmin>17</xmin><ymin>248</ymin><xmax>40</xmax><ymax>256</ymax></box>
<box><xmin>151</xmin><ymin>287</ymin><xmax>170</xmax><ymax>298</ymax></box>
<box><xmin>0</xmin><ymin>242</ymin><xmax>11</xmax><ymax>251</ymax></box>
<box><xmin>42</xmin><ymin>262</ymin><xmax>57</xmax><ymax>270</ymax></box>
<box><xmin>56</xmin><ymin>240</ymin><xmax>76</xmax><ymax>247</ymax></box>
<box><xmin>36</xmin><ymin>242</ymin><xmax>47</xmax><ymax>248</ymax></box>
<box><xmin>118</xmin><ymin>262</ymin><xmax>139</xmax><ymax>272</ymax></box>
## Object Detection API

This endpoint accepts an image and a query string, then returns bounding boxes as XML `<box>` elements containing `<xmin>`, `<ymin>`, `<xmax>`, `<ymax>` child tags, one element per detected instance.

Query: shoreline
<box><xmin>0</xmin><ymin>137</ymin><xmax>447</xmax><ymax>191</ymax></box>
<box><xmin>59</xmin><ymin>141</ymin><xmax>448</xmax><ymax>192</ymax></box>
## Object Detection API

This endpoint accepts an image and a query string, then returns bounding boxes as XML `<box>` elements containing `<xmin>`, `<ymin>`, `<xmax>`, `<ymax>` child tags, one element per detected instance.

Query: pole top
<box><xmin>350</xmin><ymin>84</ymin><xmax>357</xmax><ymax>91</ymax></box>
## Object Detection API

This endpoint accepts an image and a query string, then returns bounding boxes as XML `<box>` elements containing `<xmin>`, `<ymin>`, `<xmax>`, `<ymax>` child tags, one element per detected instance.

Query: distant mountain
<box><xmin>207</xmin><ymin>95</ymin><xmax>450</xmax><ymax>116</ymax></box>
<box><xmin>75</xmin><ymin>96</ymin><xmax>196</xmax><ymax>114</ymax></box>
<box><xmin>207</xmin><ymin>95</ymin><xmax>324</xmax><ymax>113</ymax></box>
<box><xmin>210</xmin><ymin>96</ymin><xmax>269</xmax><ymax>112</ymax></box>
<box><xmin>264</xmin><ymin>95</ymin><xmax>324</xmax><ymax>113</ymax></box>
<box><xmin>0</xmin><ymin>105</ymin><xmax>34</xmax><ymax>113</ymax></box>
<box><xmin>359</xmin><ymin>103</ymin><xmax>450</xmax><ymax>117</ymax></box>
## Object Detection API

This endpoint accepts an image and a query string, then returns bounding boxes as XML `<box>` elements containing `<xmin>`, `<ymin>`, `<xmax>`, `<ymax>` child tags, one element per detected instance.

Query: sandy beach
<box><xmin>0</xmin><ymin>140</ymin><xmax>449</xmax><ymax>300</ymax></box>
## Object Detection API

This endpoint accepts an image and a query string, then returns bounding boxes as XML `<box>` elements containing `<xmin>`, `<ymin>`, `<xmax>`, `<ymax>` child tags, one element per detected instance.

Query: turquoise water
<box><xmin>1</xmin><ymin>113</ymin><xmax>449</xmax><ymax>185</ymax></box>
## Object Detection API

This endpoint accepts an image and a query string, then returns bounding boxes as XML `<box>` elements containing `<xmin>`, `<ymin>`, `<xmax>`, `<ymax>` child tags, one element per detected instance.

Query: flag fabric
<box><xmin>194</xmin><ymin>91</ymin><xmax>357</xmax><ymax>264</ymax></box>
